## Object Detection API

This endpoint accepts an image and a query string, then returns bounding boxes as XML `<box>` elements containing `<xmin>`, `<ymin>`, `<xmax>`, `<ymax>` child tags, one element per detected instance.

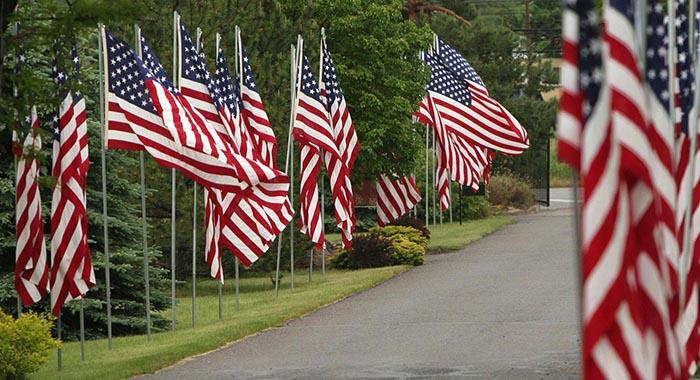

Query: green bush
<box><xmin>487</xmin><ymin>175</ymin><xmax>536</xmax><ymax>209</ymax></box>
<box><xmin>369</xmin><ymin>226</ymin><xmax>427</xmax><ymax>248</ymax></box>
<box><xmin>369</xmin><ymin>226</ymin><xmax>426</xmax><ymax>266</ymax></box>
<box><xmin>0</xmin><ymin>310</ymin><xmax>60</xmax><ymax>379</ymax></box>
<box><xmin>391</xmin><ymin>237</ymin><xmax>425</xmax><ymax>266</ymax></box>
<box><xmin>332</xmin><ymin>233</ymin><xmax>394</xmax><ymax>270</ymax></box>
<box><xmin>454</xmin><ymin>195</ymin><xmax>492</xmax><ymax>220</ymax></box>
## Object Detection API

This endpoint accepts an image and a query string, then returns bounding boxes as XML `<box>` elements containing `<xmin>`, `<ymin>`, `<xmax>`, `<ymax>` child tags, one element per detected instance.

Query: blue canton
<box><xmin>215</xmin><ymin>48</ymin><xmax>242</xmax><ymax>118</ymax></box>
<box><xmin>423</xmin><ymin>52</ymin><xmax>471</xmax><ymax>106</ymax></box>
<box><xmin>321</xmin><ymin>42</ymin><xmax>344</xmax><ymax>105</ymax></box>
<box><xmin>299</xmin><ymin>54</ymin><xmax>322</xmax><ymax>102</ymax></box>
<box><xmin>436</xmin><ymin>38</ymin><xmax>484</xmax><ymax>86</ymax></box>
<box><xmin>646</xmin><ymin>0</ymin><xmax>670</xmax><ymax>109</ymax></box>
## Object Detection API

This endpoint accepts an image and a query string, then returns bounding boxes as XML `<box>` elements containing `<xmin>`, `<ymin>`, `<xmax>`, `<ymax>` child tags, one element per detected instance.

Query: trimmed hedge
<box><xmin>334</xmin><ymin>226</ymin><xmax>428</xmax><ymax>269</ymax></box>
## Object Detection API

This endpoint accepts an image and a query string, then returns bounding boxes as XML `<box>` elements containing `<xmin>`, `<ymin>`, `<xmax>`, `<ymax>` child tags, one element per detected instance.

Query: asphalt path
<box><xmin>145</xmin><ymin>208</ymin><xmax>581</xmax><ymax>379</ymax></box>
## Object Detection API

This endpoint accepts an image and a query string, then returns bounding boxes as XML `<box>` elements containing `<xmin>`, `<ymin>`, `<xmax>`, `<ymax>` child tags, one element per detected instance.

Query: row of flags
<box><xmin>12</xmin><ymin>17</ymin><xmax>529</xmax><ymax>320</ymax></box>
<box><xmin>557</xmin><ymin>0</ymin><xmax>700</xmax><ymax>378</ymax></box>
<box><xmin>13</xmin><ymin>40</ymin><xmax>94</xmax><ymax>316</ymax></box>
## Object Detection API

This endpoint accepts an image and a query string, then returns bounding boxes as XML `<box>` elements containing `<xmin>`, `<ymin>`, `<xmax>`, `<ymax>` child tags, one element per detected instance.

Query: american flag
<box><xmin>557</xmin><ymin>0</ymin><xmax>683</xmax><ymax>377</ymax></box>
<box><xmin>50</xmin><ymin>40</ymin><xmax>95</xmax><ymax>315</ymax></box>
<box><xmin>102</xmin><ymin>28</ymin><xmax>292</xmax><ymax>268</ymax></box>
<box><xmin>435</xmin><ymin>36</ymin><xmax>530</xmax><ymax>150</ymax></box>
<box><xmin>14</xmin><ymin>106</ymin><xmax>49</xmax><ymax>306</ymax></box>
<box><xmin>177</xmin><ymin>21</ymin><xmax>293</xmax><ymax>269</ymax></box>
<box><xmin>293</xmin><ymin>50</ymin><xmax>352</xmax><ymax>249</ymax></box>
<box><xmin>320</xmin><ymin>37</ymin><xmax>358</xmax><ymax>247</ymax></box>
<box><xmin>237</xmin><ymin>40</ymin><xmax>278</xmax><ymax>168</ymax></box>
<box><xmin>419</xmin><ymin>53</ymin><xmax>482</xmax><ymax>190</ymax></box>
<box><xmin>376</xmin><ymin>174</ymin><xmax>421</xmax><ymax>226</ymax></box>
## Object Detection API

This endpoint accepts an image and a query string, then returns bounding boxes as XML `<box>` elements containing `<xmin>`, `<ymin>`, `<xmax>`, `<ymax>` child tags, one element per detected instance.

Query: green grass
<box><xmin>33</xmin><ymin>267</ymin><xmax>408</xmax><ymax>380</ymax></box>
<box><xmin>550</xmin><ymin>138</ymin><xmax>572</xmax><ymax>187</ymax></box>
<box><xmin>427</xmin><ymin>215</ymin><xmax>513</xmax><ymax>253</ymax></box>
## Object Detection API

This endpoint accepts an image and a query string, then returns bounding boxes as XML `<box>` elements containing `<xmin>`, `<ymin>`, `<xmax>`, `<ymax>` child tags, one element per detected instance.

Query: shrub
<box><xmin>0</xmin><ymin>310</ymin><xmax>60</xmax><ymax>379</ymax></box>
<box><xmin>369</xmin><ymin>226</ymin><xmax>426</xmax><ymax>266</ymax></box>
<box><xmin>369</xmin><ymin>225</ymin><xmax>427</xmax><ymax>248</ymax></box>
<box><xmin>487</xmin><ymin>174</ymin><xmax>536</xmax><ymax>209</ymax></box>
<box><xmin>455</xmin><ymin>196</ymin><xmax>491</xmax><ymax>220</ymax></box>
<box><xmin>332</xmin><ymin>233</ymin><xmax>394</xmax><ymax>269</ymax></box>
<box><xmin>387</xmin><ymin>215</ymin><xmax>430</xmax><ymax>239</ymax></box>
<box><xmin>391</xmin><ymin>237</ymin><xmax>425</xmax><ymax>266</ymax></box>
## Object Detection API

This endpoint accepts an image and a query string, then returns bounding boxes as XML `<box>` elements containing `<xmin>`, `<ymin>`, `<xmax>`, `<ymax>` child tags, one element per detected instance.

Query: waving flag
<box><xmin>376</xmin><ymin>174</ymin><xmax>421</xmax><ymax>226</ymax></box>
<box><xmin>320</xmin><ymin>37</ymin><xmax>358</xmax><ymax>247</ymax></box>
<box><xmin>102</xmin><ymin>28</ymin><xmax>291</xmax><ymax>269</ymax></box>
<box><xmin>177</xmin><ymin>22</ymin><xmax>293</xmax><ymax>269</ymax></box>
<box><xmin>14</xmin><ymin>107</ymin><xmax>49</xmax><ymax>307</ymax></box>
<box><xmin>294</xmin><ymin>50</ymin><xmax>352</xmax><ymax>248</ymax></box>
<box><xmin>50</xmin><ymin>40</ymin><xmax>95</xmax><ymax>315</ymax></box>
<box><xmin>298</xmin><ymin>144</ymin><xmax>325</xmax><ymax>249</ymax></box>
<box><xmin>419</xmin><ymin>53</ymin><xmax>482</xmax><ymax>190</ymax></box>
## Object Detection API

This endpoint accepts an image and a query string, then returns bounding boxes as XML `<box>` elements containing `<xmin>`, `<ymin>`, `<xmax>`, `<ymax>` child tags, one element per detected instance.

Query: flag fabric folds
<box><xmin>102</xmin><ymin>27</ymin><xmax>292</xmax><ymax>270</ymax></box>
<box><xmin>376</xmin><ymin>174</ymin><xmax>421</xmax><ymax>226</ymax></box>
<box><xmin>293</xmin><ymin>50</ymin><xmax>353</xmax><ymax>249</ymax></box>
<box><xmin>320</xmin><ymin>36</ymin><xmax>359</xmax><ymax>248</ymax></box>
<box><xmin>557</xmin><ymin>0</ymin><xmax>683</xmax><ymax>377</ymax></box>
<box><xmin>50</xmin><ymin>40</ymin><xmax>95</xmax><ymax>315</ymax></box>
<box><xmin>14</xmin><ymin>106</ymin><xmax>50</xmax><ymax>307</ymax></box>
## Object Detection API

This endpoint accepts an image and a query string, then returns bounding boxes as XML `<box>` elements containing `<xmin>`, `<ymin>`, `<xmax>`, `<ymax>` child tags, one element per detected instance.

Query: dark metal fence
<box><xmin>499</xmin><ymin>135</ymin><xmax>550</xmax><ymax>206</ymax></box>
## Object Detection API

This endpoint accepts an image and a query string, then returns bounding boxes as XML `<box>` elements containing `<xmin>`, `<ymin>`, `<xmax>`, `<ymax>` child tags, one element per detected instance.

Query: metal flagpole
<box><xmin>11</xmin><ymin>22</ymin><xmax>22</xmax><ymax>318</ymax></box>
<box><xmin>170</xmin><ymin>11</ymin><xmax>179</xmax><ymax>331</ymax></box>
<box><xmin>216</xmin><ymin>31</ymin><xmax>225</xmax><ymax>317</ymax></box>
<box><xmin>432</xmin><ymin>128</ymin><xmax>437</xmax><ymax>225</ymax></box>
<box><xmin>97</xmin><ymin>23</ymin><xmax>113</xmax><ymax>349</ymax></box>
<box><xmin>275</xmin><ymin>43</ymin><xmax>297</xmax><ymax>298</ymax></box>
<box><xmin>234</xmin><ymin>26</ymin><xmax>242</xmax><ymax>311</ymax></box>
<box><xmin>57</xmin><ymin>311</ymin><xmax>62</xmax><ymax>370</ymax></box>
<box><xmin>449</xmin><ymin>182</ymin><xmax>453</xmax><ymax>223</ymax></box>
<box><xmin>571</xmin><ymin>174</ymin><xmax>583</xmax><ymax>363</ymax></box>
<box><xmin>683</xmin><ymin>0</ymin><xmax>700</xmax><ymax>307</ymax></box>
<box><xmin>79</xmin><ymin>299</ymin><xmax>85</xmax><ymax>360</ymax></box>
<box><xmin>291</xmin><ymin>36</ymin><xmax>303</xmax><ymax>290</ymax></box>
<box><xmin>425</xmin><ymin>124</ymin><xmax>429</xmax><ymax>225</ymax></box>
<box><xmin>190</xmin><ymin>27</ymin><xmax>203</xmax><ymax>328</ymax></box>
<box><xmin>134</xmin><ymin>24</ymin><xmax>152</xmax><ymax>342</ymax></box>
<box><xmin>321</xmin><ymin>178</ymin><xmax>325</xmax><ymax>277</ymax></box>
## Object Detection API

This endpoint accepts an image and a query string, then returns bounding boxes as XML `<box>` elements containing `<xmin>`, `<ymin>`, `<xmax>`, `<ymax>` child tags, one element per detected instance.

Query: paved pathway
<box><xmin>146</xmin><ymin>209</ymin><xmax>581</xmax><ymax>379</ymax></box>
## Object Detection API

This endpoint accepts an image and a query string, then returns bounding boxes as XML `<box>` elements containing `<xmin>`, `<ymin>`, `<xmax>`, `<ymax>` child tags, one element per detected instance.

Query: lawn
<box><xmin>34</xmin><ymin>266</ymin><xmax>408</xmax><ymax>380</ymax></box>
<box><xmin>427</xmin><ymin>215</ymin><xmax>513</xmax><ymax>253</ymax></box>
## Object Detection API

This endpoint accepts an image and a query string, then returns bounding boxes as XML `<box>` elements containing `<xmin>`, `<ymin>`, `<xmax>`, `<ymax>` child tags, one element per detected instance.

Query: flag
<box><xmin>434</xmin><ymin>36</ymin><xmax>528</xmax><ymax>151</ymax></box>
<box><xmin>237</xmin><ymin>39</ymin><xmax>278</xmax><ymax>168</ymax></box>
<box><xmin>320</xmin><ymin>37</ymin><xmax>359</xmax><ymax>247</ymax></box>
<box><xmin>419</xmin><ymin>53</ymin><xmax>482</xmax><ymax>190</ymax></box>
<box><xmin>177</xmin><ymin>22</ymin><xmax>293</xmax><ymax>270</ymax></box>
<box><xmin>50</xmin><ymin>41</ymin><xmax>95</xmax><ymax>315</ymax></box>
<box><xmin>558</xmin><ymin>0</ymin><xmax>682</xmax><ymax>377</ymax></box>
<box><xmin>102</xmin><ymin>28</ymin><xmax>292</xmax><ymax>268</ymax></box>
<box><xmin>376</xmin><ymin>174</ymin><xmax>421</xmax><ymax>226</ymax></box>
<box><xmin>293</xmin><ymin>51</ymin><xmax>352</xmax><ymax>248</ymax></box>
<box><xmin>14</xmin><ymin>106</ymin><xmax>50</xmax><ymax>306</ymax></box>
<box><xmin>428</xmin><ymin>38</ymin><xmax>529</xmax><ymax>156</ymax></box>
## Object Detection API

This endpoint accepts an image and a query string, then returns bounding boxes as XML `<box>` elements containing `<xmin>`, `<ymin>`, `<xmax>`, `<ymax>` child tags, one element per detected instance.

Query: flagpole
<box><xmin>291</xmin><ymin>36</ymin><xmax>304</xmax><ymax>290</ymax></box>
<box><xmin>449</xmin><ymin>182</ymin><xmax>453</xmax><ymax>223</ymax></box>
<box><xmin>683</xmin><ymin>0</ymin><xmax>700</xmax><ymax>308</ymax></box>
<box><xmin>79</xmin><ymin>299</ymin><xmax>85</xmax><ymax>360</ymax></box>
<box><xmin>425</xmin><ymin>124</ymin><xmax>429</xmax><ymax>226</ymax></box>
<box><xmin>275</xmin><ymin>43</ymin><xmax>297</xmax><ymax>298</ymax></box>
<box><xmin>170</xmin><ymin>11</ymin><xmax>179</xmax><ymax>332</ymax></box>
<box><xmin>320</xmin><ymin>29</ymin><xmax>327</xmax><ymax>278</ymax></box>
<box><xmin>97</xmin><ymin>23</ymin><xmax>113</xmax><ymax>349</ymax></box>
<box><xmin>134</xmin><ymin>24</ymin><xmax>152</xmax><ymax>342</ymax></box>
<box><xmin>216</xmin><ymin>31</ymin><xmax>225</xmax><ymax>317</ymax></box>
<box><xmin>432</xmin><ymin>128</ymin><xmax>437</xmax><ymax>225</ymax></box>
<box><xmin>234</xmin><ymin>26</ymin><xmax>242</xmax><ymax>311</ymax></box>
<box><xmin>57</xmin><ymin>311</ymin><xmax>62</xmax><ymax>370</ymax></box>
<box><xmin>188</xmin><ymin>27</ymin><xmax>203</xmax><ymax>328</ymax></box>
<box><xmin>11</xmin><ymin>21</ymin><xmax>22</xmax><ymax>318</ymax></box>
